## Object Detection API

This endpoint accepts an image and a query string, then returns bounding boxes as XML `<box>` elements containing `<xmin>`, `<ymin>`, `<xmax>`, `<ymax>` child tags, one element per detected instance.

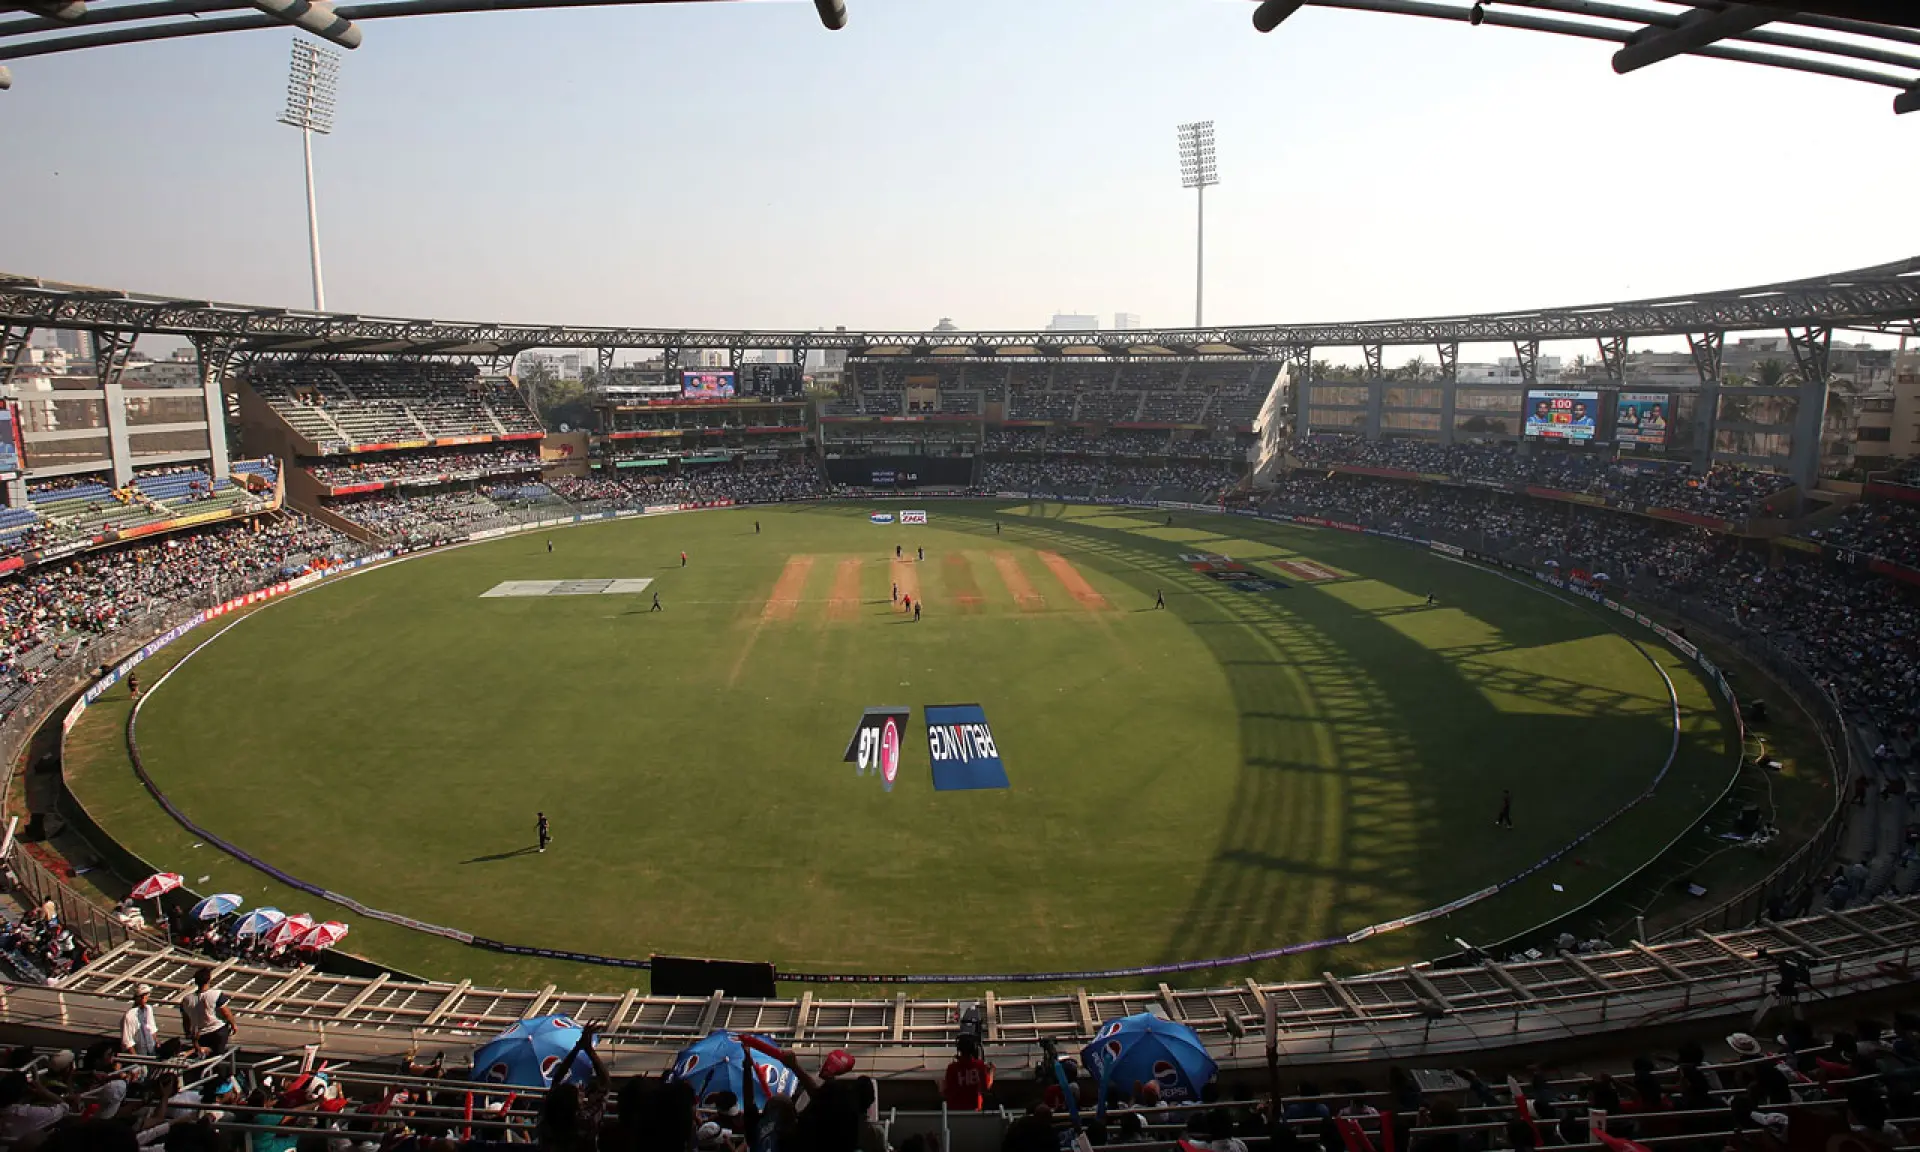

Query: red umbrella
<box><xmin>129</xmin><ymin>872</ymin><xmax>184</xmax><ymax>930</ymax></box>
<box><xmin>130</xmin><ymin>873</ymin><xmax>183</xmax><ymax>900</ymax></box>
<box><xmin>265</xmin><ymin>913</ymin><xmax>315</xmax><ymax>949</ymax></box>
<box><xmin>298</xmin><ymin>921</ymin><xmax>350</xmax><ymax>951</ymax></box>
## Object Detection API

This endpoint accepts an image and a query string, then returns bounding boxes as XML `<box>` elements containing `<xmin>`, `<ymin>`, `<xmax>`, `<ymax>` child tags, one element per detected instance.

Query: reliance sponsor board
<box><xmin>924</xmin><ymin>704</ymin><xmax>1010</xmax><ymax>791</ymax></box>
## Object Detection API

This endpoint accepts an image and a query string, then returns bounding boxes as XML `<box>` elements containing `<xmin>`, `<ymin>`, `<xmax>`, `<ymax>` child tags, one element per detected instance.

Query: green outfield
<box><xmin>65</xmin><ymin>501</ymin><xmax>1735</xmax><ymax>991</ymax></box>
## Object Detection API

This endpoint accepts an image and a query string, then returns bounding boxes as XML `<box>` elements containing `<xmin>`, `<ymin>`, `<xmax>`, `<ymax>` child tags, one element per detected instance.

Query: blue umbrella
<box><xmin>667</xmin><ymin>1031</ymin><xmax>798</xmax><ymax>1108</ymax></box>
<box><xmin>469</xmin><ymin>1015</ymin><xmax>596</xmax><ymax>1089</ymax></box>
<box><xmin>234</xmin><ymin>908</ymin><xmax>285</xmax><ymax>938</ymax></box>
<box><xmin>1080</xmin><ymin>1013</ymin><xmax>1217</xmax><ymax>1104</ymax></box>
<box><xmin>190</xmin><ymin>894</ymin><xmax>244</xmax><ymax>921</ymax></box>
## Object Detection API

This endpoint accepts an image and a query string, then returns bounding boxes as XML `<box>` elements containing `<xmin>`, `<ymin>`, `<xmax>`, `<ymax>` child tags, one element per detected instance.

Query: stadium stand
<box><xmin>0</xmin><ymin>512</ymin><xmax>360</xmax><ymax>721</ymax></box>
<box><xmin>0</xmin><ymin>901</ymin><xmax>1912</xmax><ymax>1148</ymax></box>
<box><xmin>245</xmin><ymin>363</ymin><xmax>540</xmax><ymax>449</ymax></box>
<box><xmin>0</xmin><ymin>461</ymin><xmax>282</xmax><ymax>566</ymax></box>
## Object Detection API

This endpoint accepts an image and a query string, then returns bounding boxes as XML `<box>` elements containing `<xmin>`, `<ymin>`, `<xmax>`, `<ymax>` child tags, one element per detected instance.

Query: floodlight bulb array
<box><xmin>1176</xmin><ymin>120</ymin><xmax>1219</xmax><ymax>189</ymax></box>
<box><xmin>278</xmin><ymin>39</ymin><xmax>341</xmax><ymax>134</ymax></box>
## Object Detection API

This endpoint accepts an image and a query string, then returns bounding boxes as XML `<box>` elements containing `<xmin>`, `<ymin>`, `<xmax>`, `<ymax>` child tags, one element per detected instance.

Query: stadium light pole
<box><xmin>279</xmin><ymin>38</ymin><xmax>339</xmax><ymax>312</ymax></box>
<box><xmin>1176</xmin><ymin>120</ymin><xmax>1218</xmax><ymax>328</ymax></box>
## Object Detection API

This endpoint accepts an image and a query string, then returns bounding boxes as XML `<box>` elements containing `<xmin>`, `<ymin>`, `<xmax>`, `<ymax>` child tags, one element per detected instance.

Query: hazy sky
<box><xmin>2</xmin><ymin>0</ymin><xmax>1916</xmax><ymax>346</ymax></box>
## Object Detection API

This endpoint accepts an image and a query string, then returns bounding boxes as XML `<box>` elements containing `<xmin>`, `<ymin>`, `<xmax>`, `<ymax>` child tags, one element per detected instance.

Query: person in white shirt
<box><xmin>177</xmin><ymin>967</ymin><xmax>239</xmax><ymax>1054</ymax></box>
<box><xmin>122</xmin><ymin>984</ymin><xmax>159</xmax><ymax>1057</ymax></box>
<box><xmin>0</xmin><ymin>1071</ymin><xmax>71</xmax><ymax>1144</ymax></box>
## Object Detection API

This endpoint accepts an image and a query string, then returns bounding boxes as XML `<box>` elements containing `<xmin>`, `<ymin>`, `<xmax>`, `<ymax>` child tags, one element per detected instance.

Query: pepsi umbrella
<box><xmin>190</xmin><ymin>894</ymin><xmax>244</xmax><ymax>921</ymax></box>
<box><xmin>667</xmin><ymin>1031</ymin><xmax>798</xmax><ymax>1108</ymax></box>
<box><xmin>130</xmin><ymin>872</ymin><xmax>184</xmax><ymax>927</ymax></box>
<box><xmin>265</xmin><ymin>913</ymin><xmax>315</xmax><ymax>949</ymax></box>
<box><xmin>130</xmin><ymin>873</ymin><xmax>183</xmax><ymax>900</ymax></box>
<box><xmin>1080</xmin><ymin>1013</ymin><xmax>1218</xmax><ymax>1104</ymax></box>
<box><xmin>234</xmin><ymin>908</ymin><xmax>285</xmax><ymax>938</ymax></box>
<box><xmin>298</xmin><ymin>921</ymin><xmax>350</xmax><ymax>951</ymax></box>
<box><xmin>469</xmin><ymin>1016</ymin><xmax>598</xmax><ymax>1089</ymax></box>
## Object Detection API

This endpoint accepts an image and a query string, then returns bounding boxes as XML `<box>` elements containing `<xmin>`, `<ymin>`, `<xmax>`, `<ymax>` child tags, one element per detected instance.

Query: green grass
<box><xmin>64</xmin><ymin>501</ymin><xmax>1735</xmax><ymax>993</ymax></box>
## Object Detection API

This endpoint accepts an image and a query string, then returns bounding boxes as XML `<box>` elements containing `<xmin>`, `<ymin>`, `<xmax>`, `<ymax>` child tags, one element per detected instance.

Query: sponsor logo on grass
<box><xmin>900</xmin><ymin>509</ymin><xmax>929</xmax><ymax>525</ymax></box>
<box><xmin>924</xmin><ymin>703</ymin><xmax>1010</xmax><ymax>791</ymax></box>
<box><xmin>844</xmin><ymin>707</ymin><xmax>911</xmax><ymax>791</ymax></box>
<box><xmin>1181</xmin><ymin>553</ymin><xmax>1285</xmax><ymax>592</ymax></box>
<box><xmin>869</xmin><ymin>512</ymin><xmax>895</xmax><ymax>524</ymax></box>
<box><xmin>1270</xmin><ymin>559</ymin><xmax>1341</xmax><ymax>582</ymax></box>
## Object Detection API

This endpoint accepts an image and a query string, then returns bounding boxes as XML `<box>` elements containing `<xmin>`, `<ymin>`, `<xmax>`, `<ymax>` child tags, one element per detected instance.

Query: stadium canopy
<box><xmin>0</xmin><ymin>0</ymin><xmax>1914</xmax><ymax>113</ymax></box>
<box><xmin>3</xmin><ymin>255</ymin><xmax>1918</xmax><ymax>361</ymax></box>
<box><xmin>1253</xmin><ymin>1</ymin><xmax>1920</xmax><ymax>114</ymax></box>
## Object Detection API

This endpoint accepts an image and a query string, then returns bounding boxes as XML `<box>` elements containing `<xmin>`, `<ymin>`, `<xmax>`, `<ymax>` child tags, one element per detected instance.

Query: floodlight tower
<box><xmin>1176</xmin><ymin>120</ymin><xmax>1218</xmax><ymax>328</ymax></box>
<box><xmin>279</xmin><ymin>38</ymin><xmax>340</xmax><ymax>312</ymax></box>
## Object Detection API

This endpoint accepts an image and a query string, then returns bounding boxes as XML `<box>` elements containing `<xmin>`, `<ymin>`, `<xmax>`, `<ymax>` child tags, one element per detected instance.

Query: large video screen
<box><xmin>1614</xmin><ymin>391</ymin><xmax>1672</xmax><ymax>447</ymax></box>
<box><xmin>682</xmin><ymin>370</ymin><xmax>736</xmax><ymax>400</ymax></box>
<box><xmin>0</xmin><ymin>403</ymin><xmax>19</xmax><ymax>480</ymax></box>
<box><xmin>1523</xmin><ymin>389</ymin><xmax>1600</xmax><ymax>442</ymax></box>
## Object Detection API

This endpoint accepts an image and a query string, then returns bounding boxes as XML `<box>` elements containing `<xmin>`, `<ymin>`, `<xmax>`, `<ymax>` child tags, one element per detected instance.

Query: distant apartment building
<box><xmin>1112</xmin><ymin>313</ymin><xmax>1142</xmax><ymax>331</ymax></box>
<box><xmin>1046</xmin><ymin>313</ymin><xmax>1099</xmax><ymax>333</ymax></box>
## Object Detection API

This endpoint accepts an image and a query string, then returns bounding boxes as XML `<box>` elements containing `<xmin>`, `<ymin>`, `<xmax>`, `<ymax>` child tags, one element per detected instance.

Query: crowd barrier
<box><xmin>68</xmin><ymin>496</ymin><xmax>1755</xmax><ymax>986</ymax></box>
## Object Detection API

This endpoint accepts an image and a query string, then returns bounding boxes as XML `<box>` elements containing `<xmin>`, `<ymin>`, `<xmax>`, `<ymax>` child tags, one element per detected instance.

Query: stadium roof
<box><xmin>0</xmin><ymin>2</ymin><xmax>1914</xmax><ymax>114</ymax></box>
<box><xmin>3</xmin><ymin>256</ymin><xmax>1918</xmax><ymax>360</ymax></box>
<box><xmin>1258</xmin><ymin>2</ymin><xmax>1920</xmax><ymax>115</ymax></box>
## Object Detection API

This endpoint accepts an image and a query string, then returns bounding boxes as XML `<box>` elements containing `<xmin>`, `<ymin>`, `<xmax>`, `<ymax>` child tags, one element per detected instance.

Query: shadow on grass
<box><xmin>946</xmin><ymin>506</ymin><xmax>1701</xmax><ymax>973</ymax></box>
<box><xmin>461</xmin><ymin>846</ymin><xmax>542</xmax><ymax>865</ymax></box>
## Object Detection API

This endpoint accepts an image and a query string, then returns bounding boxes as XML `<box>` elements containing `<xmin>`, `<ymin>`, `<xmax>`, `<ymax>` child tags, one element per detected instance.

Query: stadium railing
<box><xmin>12</xmin><ymin>894</ymin><xmax>1915</xmax><ymax>1078</ymax></box>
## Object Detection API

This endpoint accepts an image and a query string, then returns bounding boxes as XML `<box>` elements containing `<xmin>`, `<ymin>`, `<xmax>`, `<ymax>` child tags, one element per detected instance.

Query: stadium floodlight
<box><xmin>813</xmin><ymin>0</ymin><xmax>847</xmax><ymax>30</ymax></box>
<box><xmin>1176</xmin><ymin>120</ymin><xmax>1219</xmax><ymax>328</ymax></box>
<box><xmin>249</xmin><ymin>0</ymin><xmax>361</xmax><ymax>47</ymax></box>
<box><xmin>278</xmin><ymin>38</ymin><xmax>340</xmax><ymax>312</ymax></box>
<box><xmin>1252</xmin><ymin>0</ymin><xmax>1307</xmax><ymax>32</ymax></box>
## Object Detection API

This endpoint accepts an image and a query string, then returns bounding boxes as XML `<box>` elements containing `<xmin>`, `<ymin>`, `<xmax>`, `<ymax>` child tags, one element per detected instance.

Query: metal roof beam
<box><xmin>1615</xmin><ymin>4</ymin><xmax>1780</xmax><ymax>74</ymax></box>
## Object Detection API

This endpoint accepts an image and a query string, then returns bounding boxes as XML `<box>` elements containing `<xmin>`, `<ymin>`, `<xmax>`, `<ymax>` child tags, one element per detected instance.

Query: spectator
<box><xmin>177</xmin><ymin>967</ymin><xmax>239</xmax><ymax>1054</ymax></box>
<box><xmin>121</xmin><ymin>984</ymin><xmax>159</xmax><ymax>1058</ymax></box>
<box><xmin>941</xmin><ymin>1035</ymin><xmax>993</xmax><ymax>1112</ymax></box>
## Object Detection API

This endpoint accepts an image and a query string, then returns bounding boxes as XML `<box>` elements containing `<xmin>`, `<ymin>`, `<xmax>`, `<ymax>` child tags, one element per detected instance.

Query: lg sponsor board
<box><xmin>1523</xmin><ymin>390</ymin><xmax>1600</xmax><ymax>442</ymax></box>
<box><xmin>1614</xmin><ymin>391</ymin><xmax>1673</xmax><ymax>447</ymax></box>
<box><xmin>681</xmin><ymin>370</ymin><xmax>736</xmax><ymax>400</ymax></box>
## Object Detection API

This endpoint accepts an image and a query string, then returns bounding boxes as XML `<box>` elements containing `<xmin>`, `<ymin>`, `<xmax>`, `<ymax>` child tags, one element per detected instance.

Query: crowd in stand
<box><xmin>0</xmin><ymin>516</ymin><xmax>360</xmax><ymax>712</ymax></box>
<box><xmin>0</xmin><ymin>997</ymin><xmax>1913</xmax><ymax>1152</ymax></box>
<box><xmin>981</xmin><ymin>429</ymin><xmax>1246</xmax><ymax>460</ymax></box>
<box><xmin>331</xmin><ymin>493</ymin><xmax>512</xmax><ymax>546</ymax></box>
<box><xmin>983</xmin><ymin>459</ymin><xmax>1239</xmax><ymax>499</ymax></box>
<box><xmin>308</xmin><ymin>448</ymin><xmax>540</xmax><ymax>488</ymax></box>
<box><xmin>0</xmin><ymin>895</ymin><xmax>86</xmax><ymax>983</ymax></box>
<box><xmin>544</xmin><ymin>461</ymin><xmax>825</xmax><ymax>508</ymax></box>
<box><xmin>1290</xmin><ymin>435</ymin><xmax>1794</xmax><ymax>521</ymax></box>
<box><xmin>1805</xmin><ymin>501</ymin><xmax>1920</xmax><ymax>572</ymax></box>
